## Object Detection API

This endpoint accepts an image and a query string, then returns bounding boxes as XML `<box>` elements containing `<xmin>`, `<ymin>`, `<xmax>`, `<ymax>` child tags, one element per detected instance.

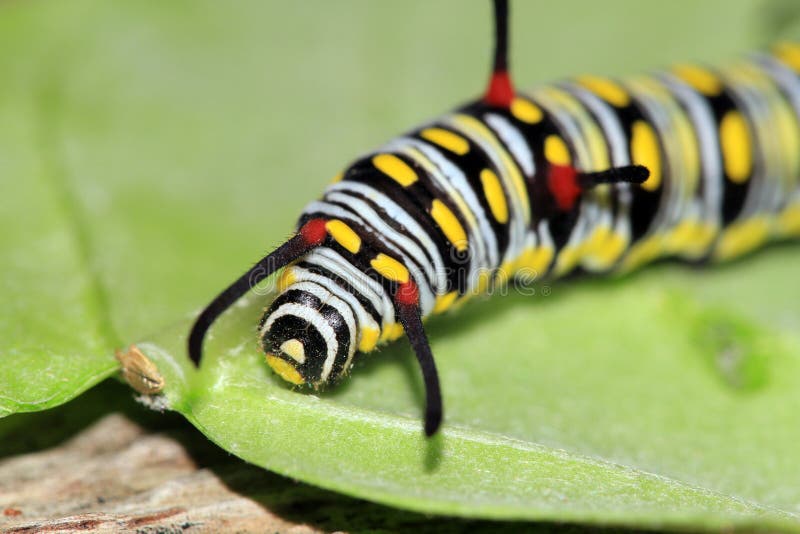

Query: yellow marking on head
<box><xmin>330</xmin><ymin>171</ymin><xmax>344</xmax><ymax>184</ymax></box>
<box><xmin>266</xmin><ymin>354</ymin><xmax>305</xmax><ymax>385</ymax></box>
<box><xmin>358</xmin><ymin>326</ymin><xmax>380</xmax><ymax>352</ymax></box>
<box><xmin>420</xmin><ymin>127</ymin><xmax>470</xmax><ymax>156</ymax></box>
<box><xmin>577</xmin><ymin>75</ymin><xmax>630</xmax><ymax>107</ymax></box>
<box><xmin>774</xmin><ymin>42</ymin><xmax>800</xmax><ymax>72</ymax></box>
<box><xmin>479</xmin><ymin>168</ymin><xmax>508</xmax><ymax>224</ymax></box>
<box><xmin>511</xmin><ymin>97</ymin><xmax>543</xmax><ymax>123</ymax></box>
<box><xmin>430</xmin><ymin>199</ymin><xmax>468</xmax><ymax>252</ymax></box>
<box><xmin>372</xmin><ymin>153</ymin><xmax>417</xmax><ymax>187</ymax></box>
<box><xmin>433</xmin><ymin>291</ymin><xmax>458</xmax><ymax>314</ymax></box>
<box><xmin>672</xmin><ymin>64</ymin><xmax>722</xmax><ymax>96</ymax></box>
<box><xmin>370</xmin><ymin>253</ymin><xmax>409</xmax><ymax>283</ymax></box>
<box><xmin>277</xmin><ymin>267</ymin><xmax>296</xmax><ymax>292</ymax></box>
<box><xmin>631</xmin><ymin>120</ymin><xmax>661</xmax><ymax>191</ymax></box>
<box><xmin>713</xmin><ymin>217</ymin><xmax>770</xmax><ymax>261</ymax></box>
<box><xmin>778</xmin><ymin>203</ymin><xmax>800</xmax><ymax>236</ymax></box>
<box><xmin>719</xmin><ymin>110</ymin><xmax>752</xmax><ymax>183</ymax></box>
<box><xmin>325</xmin><ymin>219</ymin><xmax>361</xmax><ymax>254</ymax></box>
<box><xmin>279</xmin><ymin>339</ymin><xmax>306</xmax><ymax>364</ymax></box>
<box><xmin>544</xmin><ymin>135</ymin><xmax>571</xmax><ymax>166</ymax></box>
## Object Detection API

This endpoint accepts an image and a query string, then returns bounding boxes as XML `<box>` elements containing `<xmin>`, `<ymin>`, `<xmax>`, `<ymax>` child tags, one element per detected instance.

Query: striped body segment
<box><xmin>261</xmin><ymin>44</ymin><xmax>800</xmax><ymax>386</ymax></box>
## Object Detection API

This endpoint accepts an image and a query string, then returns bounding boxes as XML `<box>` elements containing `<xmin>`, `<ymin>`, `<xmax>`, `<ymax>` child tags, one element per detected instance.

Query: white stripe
<box><xmin>262</xmin><ymin>302</ymin><xmax>338</xmax><ymax>381</ymax></box>
<box><xmin>328</xmin><ymin>180</ymin><xmax>448</xmax><ymax>294</ymax></box>
<box><xmin>289</xmin><ymin>280</ymin><xmax>358</xmax><ymax>372</ymax></box>
<box><xmin>303</xmin><ymin>247</ymin><xmax>395</xmax><ymax>330</ymax></box>
<box><xmin>484</xmin><ymin>113</ymin><xmax>535</xmax><ymax>176</ymax></box>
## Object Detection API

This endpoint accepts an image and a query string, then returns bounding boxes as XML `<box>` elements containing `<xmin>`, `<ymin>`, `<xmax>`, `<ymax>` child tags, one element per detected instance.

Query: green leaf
<box><xmin>3</xmin><ymin>0</ymin><xmax>800</xmax><ymax>530</ymax></box>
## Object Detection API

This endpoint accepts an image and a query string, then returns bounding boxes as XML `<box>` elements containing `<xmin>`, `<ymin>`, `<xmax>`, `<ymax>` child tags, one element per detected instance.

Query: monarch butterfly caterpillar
<box><xmin>189</xmin><ymin>1</ymin><xmax>800</xmax><ymax>436</ymax></box>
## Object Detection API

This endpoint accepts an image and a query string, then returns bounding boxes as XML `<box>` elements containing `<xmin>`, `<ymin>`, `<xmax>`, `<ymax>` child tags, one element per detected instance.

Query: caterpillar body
<box><xmin>189</xmin><ymin>1</ymin><xmax>800</xmax><ymax>436</ymax></box>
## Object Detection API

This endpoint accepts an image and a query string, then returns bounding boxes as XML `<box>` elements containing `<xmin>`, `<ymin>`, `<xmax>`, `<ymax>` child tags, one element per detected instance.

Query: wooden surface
<box><xmin>0</xmin><ymin>382</ymin><xmax>606</xmax><ymax>533</ymax></box>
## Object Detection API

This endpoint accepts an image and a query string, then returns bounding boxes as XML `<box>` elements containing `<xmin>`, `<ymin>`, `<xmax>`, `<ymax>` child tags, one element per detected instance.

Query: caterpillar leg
<box><xmin>395</xmin><ymin>280</ymin><xmax>443</xmax><ymax>436</ymax></box>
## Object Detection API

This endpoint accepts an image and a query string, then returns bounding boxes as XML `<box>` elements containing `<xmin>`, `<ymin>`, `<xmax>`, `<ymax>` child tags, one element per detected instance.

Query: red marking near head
<box><xmin>300</xmin><ymin>218</ymin><xmax>327</xmax><ymax>245</ymax></box>
<box><xmin>395</xmin><ymin>281</ymin><xmax>419</xmax><ymax>307</ymax></box>
<box><xmin>484</xmin><ymin>70</ymin><xmax>514</xmax><ymax>108</ymax></box>
<box><xmin>548</xmin><ymin>165</ymin><xmax>583</xmax><ymax>211</ymax></box>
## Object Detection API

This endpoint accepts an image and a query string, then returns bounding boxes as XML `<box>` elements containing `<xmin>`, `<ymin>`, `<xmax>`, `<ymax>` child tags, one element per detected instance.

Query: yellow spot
<box><xmin>631</xmin><ymin>120</ymin><xmax>661</xmax><ymax>191</ymax></box>
<box><xmin>420</xmin><ymin>127</ymin><xmax>470</xmax><ymax>156</ymax></box>
<box><xmin>430</xmin><ymin>199</ymin><xmax>468</xmax><ymax>252</ymax></box>
<box><xmin>325</xmin><ymin>219</ymin><xmax>361</xmax><ymax>254</ymax></box>
<box><xmin>719</xmin><ymin>111</ymin><xmax>752</xmax><ymax>183</ymax></box>
<box><xmin>577</xmin><ymin>75</ymin><xmax>630</xmax><ymax>107</ymax></box>
<box><xmin>544</xmin><ymin>135</ymin><xmax>571</xmax><ymax>166</ymax></box>
<box><xmin>383</xmin><ymin>322</ymin><xmax>404</xmax><ymax>341</ymax></box>
<box><xmin>511</xmin><ymin>97</ymin><xmax>543</xmax><ymax>123</ymax></box>
<box><xmin>358</xmin><ymin>326</ymin><xmax>380</xmax><ymax>352</ymax></box>
<box><xmin>778</xmin><ymin>203</ymin><xmax>800</xmax><ymax>236</ymax></box>
<box><xmin>266</xmin><ymin>354</ymin><xmax>305</xmax><ymax>385</ymax></box>
<box><xmin>665</xmin><ymin>220</ymin><xmax>717</xmax><ymax>258</ymax></box>
<box><xmin>277</xmin><ymin>267</ymin><xmax>296</xmax><ymax>292</ymax></box>
<box><xmin>372</xmin><ymin>153</ymin><xmax>417</xmax><ymax>187</ymax></box>
<box><xmin>330</xmin><ymin>171</ymin><xmax>344</xmax><ymax>184</ymax></box>
<box><xmin>672</xmin><ymin>64</ymin><xmax>722</xmax><ymax>96</ymax></box>
<box><xmin>370</xmin><ymin>253</ymin><xmax>409</xmax><ymax>283</ymax></box>
<box><xmin>279</xmin><ymin>339</ymin><xmax>306</xmax><ymax>364</ymax></box>
<box><xmin>479</xmin><ymin>168</ymin><xmax>508</xmax><ymax>224</ymax></box>
<box><xmin>580</xmin><ymin>226</ymin><xmax>628</xmax><ymax>270</ymax></box>
<box><xmin>714</xmin><ymin>217</ymin><xmax>770</xmax><ymax>261</ymax></box>
<box><xmin>433</xmin><ymin>291</ymin><xmax>459</xmax><ymax>314</ymax></box>
<box><xmin>514</xmin><ymin>246</ymin><xmax>554</xmax><ymax>276</ymax></box>
<box><xmin>590</xmin><ymin>231</ymin><xmax>627</xmax><ymax>269</ymax></box>
<box><xmin>620</xmin><ymin>236</ymin><xmax>663</xmax><ymax>273</ymax></box>
<box><xmin>774</xmin><ymin>42</ymin><xmax>800</xmax><ymax>72</ymax></box>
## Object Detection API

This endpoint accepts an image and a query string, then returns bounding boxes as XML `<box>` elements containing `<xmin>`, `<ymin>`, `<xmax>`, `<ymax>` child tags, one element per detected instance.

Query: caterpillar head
<box><xmin>260</xmin><ymin>281</ymin><xmax>356</xmax><ymax>387</ymax></box>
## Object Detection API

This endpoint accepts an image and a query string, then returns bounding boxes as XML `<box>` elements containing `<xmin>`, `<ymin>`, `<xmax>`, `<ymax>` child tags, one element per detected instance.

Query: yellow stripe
<box><xmin>510</xmin><ymin>97</ymin><xmax>543</xmax><ymax>123</ymax></box>
<box><xmin>631</xmin><ymin>120</ymin><xmax>661</xmax><ymax>191</ymax></box>
<box><xmin>370</xmin><ymin>253</ymin><xmax>409</xmax><ymax>283</ymax></box>
<box><xmin>433</xmin><ymin>291</ymin><xmax>458</xmax><ymax>314</ymax></box>
<box><xmin>420</xmin><ymin>127</ymin><xmax>470</xmax><ymax>156</ymax></box>
<box><xmin>544</xmin><ymin>134</ymin><xmax>571</xmax><ymax>165</ymax></box>
<box><xmin>330</xmin><ymin>171</ymin><xmax>344</xmax><ymax>184</ymax></box>
<box><xmin>325</xmin><ymin>219</ymin><xmax>361</xmax><ymax>254</ymax></box>
<box><xmin>479</xmin><ymin>168</ymin><xmax>508</xmax><ymax>224</ymax></box>
<box><xmin>451</xmin><ymin>114</ymin><xmax>531</xmax><ymax>224</ymax></box>
<box><xmin>774</xmin><ymin>42</ymin><xmax>800</xmax><ymax>72</ymax></box>
<box><xmin>577</xmin><ymin>75</ymin><xmax>630</xmax><ymax>107</ymax></box>
<box><xmin>372</xmin><ymin>153</ymin><xmax>417</xmax><ymax>187</ymax></box>
<box><xmin>672</xmin><ymin>64</ymin><xmax>722</xmax><ymax>96</ymax></box>
<box><xmin>430</xmin><ymin>199</ymin><xmax>468</xmax><ymax>252</ymax></box>
<box><xmin>719</xmin><ymin>110</ymin><xmax>752</xmax><ymax>183</ymax></box>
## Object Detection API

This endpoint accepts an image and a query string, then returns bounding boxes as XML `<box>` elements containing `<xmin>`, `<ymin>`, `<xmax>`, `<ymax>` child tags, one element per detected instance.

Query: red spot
<box><xmin>395</xmin><ymin>281</ymin><xmax>419</xmax><ymax>306</ymax></box>
<box><xmin>4</xmin><ymin>508</ymin><xmax>22</xmax><ymax>517</ymax></box>
<box><xmin>300</xmin><ymin>218</ymin><xmax>327</xmax><ymax>245</ymax></box>
<box><xmin>548</xmin><ymin>164</ymin><xmax>583</xmax><ymax>211</ymax></box>
<box><xmin>484</xmin><ymin>70</ymin><xmax>514</xmax><ymax>108</ymax></box>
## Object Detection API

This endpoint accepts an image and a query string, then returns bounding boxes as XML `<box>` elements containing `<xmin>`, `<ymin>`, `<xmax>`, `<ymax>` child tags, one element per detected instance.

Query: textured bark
<box><xmin>0</xmin><ymin>382</ymin><xmax>558</xmax><ymax>534</ymax></box>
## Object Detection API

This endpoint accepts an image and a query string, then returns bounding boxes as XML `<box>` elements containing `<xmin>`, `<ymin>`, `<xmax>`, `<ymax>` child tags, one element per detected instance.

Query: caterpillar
<box><xmin>189</xmin><ymin>1</ymin><xmax>800</xmax><ymax>436</ymax></box>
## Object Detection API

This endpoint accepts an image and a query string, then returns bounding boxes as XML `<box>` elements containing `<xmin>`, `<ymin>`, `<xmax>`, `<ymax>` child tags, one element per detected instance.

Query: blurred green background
<box><xmin>3</xmin><ymin>0</ymin><xmax>800</xmax><ymax>531</ymax></box>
